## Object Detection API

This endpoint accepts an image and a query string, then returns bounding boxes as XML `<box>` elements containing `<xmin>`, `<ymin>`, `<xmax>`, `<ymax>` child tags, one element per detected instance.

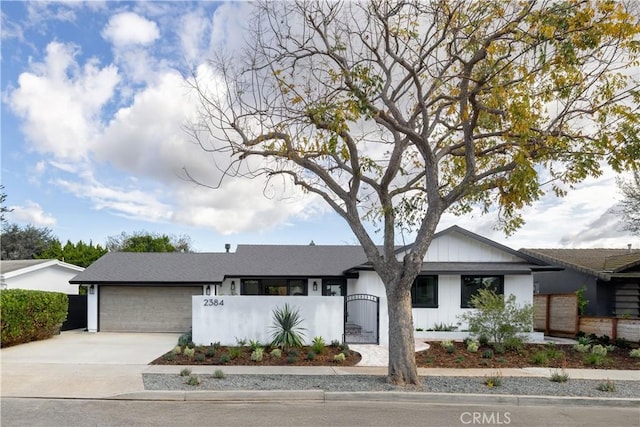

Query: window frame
<box><xmin>411</xmin><ymin>275</ymin><xmax>438</xmax><ymax>308</ymax></box>
<box><xmin>460</xmin><ymin>275</ymin><xmax>504</xmax><ymax>308</ymax></box>
<box><xmin>240</xmin><ymin>278</ymin><xmax>308</xmax><ymax>296</ymax></box>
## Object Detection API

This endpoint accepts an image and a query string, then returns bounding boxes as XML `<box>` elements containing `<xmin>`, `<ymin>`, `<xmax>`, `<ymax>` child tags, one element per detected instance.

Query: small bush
<box><xmin>446</xmin><ymin>345</ymin><xmax>455</xmax><ymax>354</ymax></box>
<box><xmin>250</xmin><ymin>347</ymin><xmax>264</xmax><ymax>362</ymax></box>
<box><xmin>484</xmin><ymin>372</ymin><xmax>502</xmax><ymax>388</ymax></box>
<box><xmin>492</xmin><ymin>343</ymin><xmax>505</xmax><ymax>354</ymax></box>
<box><xmin>544</xmin><ymin>343</ymin><xmax>563</xmax><ymax>360</ymax></box>
<box><xmin>287</xmin><ymin>349</ymin><xmax>300</xmax><ymax>358</ymax></box>
<box><xmin>615</xmin><ymin>338</ymin><xmax>631</xmax><ymax>349</ymax></box>
<box><xmin>206</xmin><ymin>346</ymin><xmax>216</xmax><ymax>357</ymax></box>
<box><xmin>597</xmin><ymin>379</ymin><xmax>616</xmax><ymax>392</ymax></box>
<box><xmin>549</xmin><ymin>369</ymin><xmax>570</xmax><ymax>383</ymax></box>
<box><xmin>583</xmin><ymin>353</ymin><xmax>605</xmax><ymax>366</ymax></box>
<box><xmin>179</xmin><ymin>368</ymin><xmax>192</xmax><ymax>377</ymax></box>
<box><xmin>248</xmin><ymin>339</ymin><xmax>262</xmax><ymax>350</ymax></box>
<box><xmin>339</xmin><ymin>343</ymin><xmax>350</xmax><ymax>352</ymax></box>
<box><xmin>171</xmin><ymin>345</ymin><xmax>182</xmax><ymax>355</ymax></box>
<box><xmin>186</xmin><ymin>375</ymin><xmax>200</xmax><ymax>386</ymax></box>
<box><xmin>235</xmin><ymin>337</ymin><xmax>248</xmax><ymax>347</ymax></box>
<box><xmin>605</xmin><ymin>344</ymin><xmax>616</xmax><ymax>353</ymax></box>
<box><xmin>163</xmin><ymin>353</ymin><xmax>175</xmax><ymax>361</ymax></box>
<box><xmin>629</xmin><ymin>348</ymin><xmax>640</xmax><ymax>358</ymax></box>
<box><xmin>341</xmin><ymin>348</ymin><xmax>351</xmax><ymax>357</ymax></box>
<box><xmin>211</xmin><ymin>341</ymin><xmax>222</xmax><ymax>349</ymax></box>
<box><xmin>440</xmin><ymin>339</ymin><xmax>454</xmax><ymax>348</ymax></box>
<box><xmin>432</xmin><ymin>322</ymin><xmax>457</xmax><ymax>331</ymax></box>
<box><xmin>187</xmin><ymin>341</ymin><xmax>195</xmax><ymax>349</ymax></box>
<box><xmin>530</xmin><ymin>351</ymin><xmax>548</xmax><ymax>365</ymax></box>
<box><xmin>504</xmin><ymin>337</ymin><xmax>524</xmax><ymax>353</ymax></box>
<box><xmin>454</xmin><ymin>355</ymin><xmax>465</xmax><ymax>364</ymax></box>
<box><xmin>312</xmin><ymin>336</ymin><xmax>325</xmax><ymax>354</ymax></box>
<box><xmin>286</xmin><ymin>356</ymin><xmax>297</xmax><ymax>364</ymax></box>
<box><xmin>269</xmin><ymin>303</ymin><xmax>306</xmax><ymax>350</ymax></box>
<box><xmin>577</xmin><ymin>336</ymin><xmax>591</xmax><ymax>346</ymax></box>
<box><xmin>478</xmin><ymin>335</ymin><xmax>489</xmax><ymax>347</ymax></box>
<box><xmin>177</xmin><ymin>330</ymin><xmax>192</xmax><ymax>347</ymax></box>
<box><xmin>573</xmin><ymin>343</ymin><xmax>591</xmax><ymax>353</ymax></box>
<box><xmin>219</xmin><ymin>354</ymin><xmax>230</xmax><ymax>364</ymax></box>
<box><xmin>270</xmin><ymin>348</ymin><xmax>282</xmax><ymax>358</ymax></box>
<box><xmin>330</xmin><ymin>339</ymin><xmax>340</xmax><ymax>347</ymax></box>
<box><xmin>183</xmin><ymin>347</ymin><xmax>195</xmax><ymax>358</ymax></box>
<box><xmin>213</xmin><ymin>369</ymin><xmax>225</xmax><ymax>379</ymax></box>
<box><xmin>482</xmin><ymin>349</ymin><xmax>494</xmax><ymax>359</ymax></box>
<box><xmin>591</xmin><ymin>344</ymin><xmax>607</xmax><ymax>357</ymax></box>
<box><xmin>306</xmin><ymin>351</ymin><xmax>316</xmax><ymax>360</ymax></box>
<box><xmin>466</xmin><ymin>340</ymin><xmax>480</xmax><ymax>353</ymax></box>
<box><xmin>195</xmin><ymin>353</ymin><xmax>205</xmax><ymax>362</ymax></box>
<box><xmin>228</xmin><ymin>347</ymin><xmax>242</xmax><ymax>359</ymax></box>
<box><xmin>0</xmin><ymin>289</ymin><xmax>68</xmax><ymax>347</ymax></box>
<box><xmin>333</xmin><ymin>353</ymin><xmax>346</xmax><ymax>363</ymax></box>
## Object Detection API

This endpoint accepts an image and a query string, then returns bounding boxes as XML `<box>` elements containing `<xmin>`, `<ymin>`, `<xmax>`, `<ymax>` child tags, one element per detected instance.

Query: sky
<box><xmin>1</xmin><ymin>1</ymin><xmax>638</xmax><ymax>253</ymax></box>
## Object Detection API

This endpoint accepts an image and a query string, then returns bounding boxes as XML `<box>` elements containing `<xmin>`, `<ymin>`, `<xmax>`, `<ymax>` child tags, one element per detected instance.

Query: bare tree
<box><xmin>186</xmin><ymin>0</ymin><xmax>640</xmax><ymax>385</ymax></box>
<box><xmin>618</xmin><ymin>171</ymin><xmax>640</xmax><ymax>235</ymax></box>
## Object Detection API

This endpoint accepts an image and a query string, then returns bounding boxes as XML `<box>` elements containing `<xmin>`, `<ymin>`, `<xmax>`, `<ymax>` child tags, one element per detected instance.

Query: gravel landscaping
<box><xmin>143</xmin><ymin>373</ymin><xmax>640</xmax><ymax>398</ymax></box>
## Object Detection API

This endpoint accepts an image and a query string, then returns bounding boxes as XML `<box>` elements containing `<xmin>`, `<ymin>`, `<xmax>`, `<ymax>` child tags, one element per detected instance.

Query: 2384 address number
<box><xmin>203</xmin><ymin>298</ymin><xmax>224</xmax><ymax>307</ymax></box>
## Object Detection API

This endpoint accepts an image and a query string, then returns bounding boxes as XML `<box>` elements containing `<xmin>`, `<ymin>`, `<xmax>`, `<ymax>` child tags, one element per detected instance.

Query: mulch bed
<box><xmin>151</xmin><ymin>344</ymin><xmax>361</xmax><ymax>366</ymax></box>
<box><xmin>417</xmin><ymin>341</ymin><xmax>640</xmax><ymax>370</ymax></box>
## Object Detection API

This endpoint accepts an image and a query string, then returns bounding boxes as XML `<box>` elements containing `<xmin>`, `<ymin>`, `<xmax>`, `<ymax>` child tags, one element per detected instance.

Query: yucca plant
<box><xmin>269</xmin><ymin>303</ymin><xmax>306</xmax><ymax>350</ymax></box>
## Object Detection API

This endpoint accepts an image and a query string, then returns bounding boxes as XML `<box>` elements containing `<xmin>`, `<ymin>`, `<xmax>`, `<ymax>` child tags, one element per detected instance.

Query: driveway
<box><xmin>1</xmin><ymin>330</ymin><xmax>179</xmax><ymax>398</ymax></box>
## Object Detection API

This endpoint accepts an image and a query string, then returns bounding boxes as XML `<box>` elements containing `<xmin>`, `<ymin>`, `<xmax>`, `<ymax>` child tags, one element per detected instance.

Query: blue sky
<box><xmin>1</xmin><ymin>1</ymin><xmax>637</xmax><ymax>252</ymax></box>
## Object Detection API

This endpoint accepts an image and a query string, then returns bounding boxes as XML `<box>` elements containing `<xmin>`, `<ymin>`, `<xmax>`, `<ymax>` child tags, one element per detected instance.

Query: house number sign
<box><xmin>203</xmin><ymin>298</ymin><xmax>224</xmax><ymax>307</ymax></box>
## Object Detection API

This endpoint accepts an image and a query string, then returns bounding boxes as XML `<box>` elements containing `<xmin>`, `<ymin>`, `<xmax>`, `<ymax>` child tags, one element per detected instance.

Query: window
<box><xmin>461</xmin><ymin>275</ymin><xmax>504</xmax><ymax>308</ymax></box>
<box><xmin>412</xmin><ymin>276</ymin><xmax>438</xmax><ymax>308</ymax></box>
<box><xmin>322</xmin><ymin>280</ymin><xmax>345</xmax><ymax>296</ymax></box>
<box><xmin>241</xmin><ymin>279</ymin><xmax>307</xmax><ymax>296</ymax></box>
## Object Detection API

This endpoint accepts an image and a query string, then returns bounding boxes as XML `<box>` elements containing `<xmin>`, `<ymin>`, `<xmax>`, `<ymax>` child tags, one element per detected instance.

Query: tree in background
<box><xmin>38</xmin><ymin>239</ymin><xmax>108</xmax><ymax>268</ymax></box>
<box><xmin>0</xmin><ymin>186</ymin><xmax>12</xmax><ymax>223</ymax></box>
<box><xmin>0</xmin><ymin>224</ymin><xmax>56</xmax><ymax>260</ymax></box>
<box><xmin>188</xmin><ymin>0</ymin><xmax>640</xmax><ymax>384</ymax></box>
<box><xmin>106</xmin><ymin>231</ymin><xmax>192</xmax><ymax>253</ymax></box>
<box><xmin>618</xmin><ymin>171</ymin><xmax>640</xmax><ymax>235</ymax></box>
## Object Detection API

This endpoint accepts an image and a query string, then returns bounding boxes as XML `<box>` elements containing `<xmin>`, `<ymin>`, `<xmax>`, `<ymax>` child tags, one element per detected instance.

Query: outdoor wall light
<box><xmin>231</xmin><ymin>281</ymin><xmax>236</xmax><ymax>291</ymax></box>
<box><xmin>313</xmin><ymin>281</ymin><xmax>318</xmax><ymax>291</ymax></box>
<box><xmin>205</xmin><ymin>285</ymin><xmax>211</xmax><ymax>296</ymax></box>
<box><xmin>89</xmin><ymin>284</ymin><xmax>95</xmax><ymax>295</ymax></box>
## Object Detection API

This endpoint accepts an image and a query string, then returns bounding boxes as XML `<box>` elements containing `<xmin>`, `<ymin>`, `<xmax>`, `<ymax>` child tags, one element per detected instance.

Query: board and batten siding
<box><xmin>420</xmin><ymin>232</ymin><xmax>522</xmax><ymax>262</ymax></box>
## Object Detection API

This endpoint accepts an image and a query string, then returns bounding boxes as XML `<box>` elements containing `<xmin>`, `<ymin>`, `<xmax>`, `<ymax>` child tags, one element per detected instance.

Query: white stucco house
<box><xmin>70</xmin><ymin>226</ymin><xmax>551</xmax><ymax>345</ymax></box>
<box><xmin>1</xmin><ymin>259</ymin><xmax>84</xmax><ymax>294</ymax></box>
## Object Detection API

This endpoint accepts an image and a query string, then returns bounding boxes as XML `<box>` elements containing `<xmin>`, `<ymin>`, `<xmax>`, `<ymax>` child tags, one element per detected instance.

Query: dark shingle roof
<box><xmin>520</xmin><ymin>248</ymin><xmax>640</xmax><ymax>280</ymax></box>
<box><xmin>0</xmin><ymin>259</ymin><xmax>52</xmax><ymax>274</ymax></box>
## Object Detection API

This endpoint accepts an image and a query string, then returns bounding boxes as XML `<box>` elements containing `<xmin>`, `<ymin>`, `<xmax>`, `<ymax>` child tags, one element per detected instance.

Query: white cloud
<box><xmin>9</xmin><ymin>201</ymin><xmax>56</xmax><ymax>226</ymax></box>
<box><xmin>101</xmin><ymin>12</ymin><xmax>159</xmax><ymax>47</ymax></box>
<box><xmin>5</xmin><ymin>41</ymin><xmax>119</xmax><ymax>162</ymax></box>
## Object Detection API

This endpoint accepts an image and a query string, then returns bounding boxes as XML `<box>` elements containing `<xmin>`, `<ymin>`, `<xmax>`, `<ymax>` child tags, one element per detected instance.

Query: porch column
<box><xmin>87</xmin><ymin>284</ymin><xmax>98</xmax><ymax>332</ymax></box>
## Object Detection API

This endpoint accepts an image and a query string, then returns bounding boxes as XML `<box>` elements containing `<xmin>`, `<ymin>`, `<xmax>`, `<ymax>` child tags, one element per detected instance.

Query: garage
<box><xmin>99</xmin><ymin>285</ymin><xmax>202</xmax><ymax>332</ymax></box>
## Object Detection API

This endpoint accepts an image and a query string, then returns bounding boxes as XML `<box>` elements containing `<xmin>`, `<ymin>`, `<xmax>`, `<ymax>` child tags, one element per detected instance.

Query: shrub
<box><xmin>575</xmin><ymin>287</ymin><xmax>589</xmax><ymax>315</ymax></box>
<box><xmin>177</xmin><ymin>330</ymin><xmax>192</xmax><ymax>347</ymax></box>
<box><xmin>544</xmin><ymin>343</ymin><xmax>563</xmax><ymax>360</ymax></box>
<box><xmin>195</xmin><ymin>353</ymin><xmax>205</xmax><ymax>362</ymax></box>
<box><xmin>171</xmin><ymin>345</ymin><xmax>182</xmax><ymax>355</ymax></box>
<box><xmin>530</xmin><ymin>351</ymin><xmax>548</xmax><ymax>365</ymax></box>
<box><xmin>250</xmin><ymin>347</ymin><xmax>264</xmax><ymax>362</ymax></box>
<box><xmin>467</xmin><ymin>340</ymin><xmax>480</xmax><ymax>353</ymax></box>
<box><xmin>0</xmin><ymin>289</ymin><xmax>68</xmax><ymax>347</ymax></box>
<box><xmin>311</xmin><ymin>336</ymin><xmax>325</xmax><ymax>354</ymax></box>
<box><xmin>615</xmin><ymin>338</ymin><xmax>631</xmax><ymax>349</ymax></box>
<box><xmin>235</xmin><ymin>337</ymin><xmax>248</xmax><ymax>347</ymax></box>
<box><xmin>484</xmin><ymin>372</ymin><xmax>502</xmax><ymax>388</ymax></box>
<box><xmin>206</xmin><ymin>346</ymin><xmax>216</xmax><ymax>357</ymax></box>
<box><xmin>286</xmin><ymin>356</ymin><xmax>297</xmax><ymax>364</ymax></box>
<box><xmin>629</xmin><ymin>348</ymin><xmax>640</xmax><ymax>358</ymax></box>
<box><xmin>270</xmin><ymin>348</ymin><xmax>282</xmax><ymax>358</ymax></box>
<box><xmin>180</xmin><ymin>368</ymin><xmax>192</xmax><ymax>377</ymax></box>
<box><xmin>454</xmin><ymin>355</ymin><xmax>465</xmax><ymax>364</ymax></box>
<box><xmin>549</xmin><ymin>369</ymin><xmax>570</xmax><ymax>383</ymax></box>
<box><xmin>583</xmin><ymin>353</ymin><xmax>605</xmax><ymax>366</ymax></box>
<box><xmin>577</xmin><ymin>335</ymin><xmax>591</xmax><ymax>346</ymax></box>
<box><xmin>219</xmin><ymin>354</ymin><xmax>230</xmax><ymax>364</ymax></box>
<box><xmin>163</xmin><ymin>353</ymin><xmax>176</xmax><ymax>361</ymax></box>
<box><xmin>478</xmin><ymin>335</ymin><xmax>489</xmax><ymax>346</ymax></box>
<box><xmin>183</xmin><ymin>347</ymin><xmax>195</xmax><ymax>358</ymax></box>
<box><xmin>432</xmin><ymin>322</ymin><xmax>457</xmax><ymax>331</ymax></box>
<box><xmin>492</xmin><ymin>343</ymin><xmax>506</xmax><ymax>354</ymax></box>
<box><xmin>597</xmin><ymin>379</ymin><xmax>616</xmax><ymax>392</ymax></box>
<box><xmin>333</xmin><ymin>353</ymin><xmax>346</xmax><ymax>363</ymax></box>
<box><xmin>213</xmin><ymin>369</ymin><xmax>225</xmax><ymax>379</ymax></box>
<box><xmin>504</xmin><ymin>336</ymin><xmax>524</xmax><ymax>353</ymax></box>
<box><xmin>249</xmin><ymin>340</ymin><xmax>262</xmax><ymax>351</ymax></box>
<box><xmin>440</xmin><ymin>339</ymin><xmax>454</xmax><ymax>348</ymax></box>
<box><xmin>228</xmin><ymin>347</ymin><xmax>242</xmax><ymax>359</ymax></box>
<box><xmin>211</xmin><ymin>341</ymin><xmax>222</xmax><ymax>349</ymax></box>
<box><xmin>446</xmin><ymin>345</ymin><xmax>455</xmax><ymax>354</ymax></box>
<box><xmin>330</xmin><ymin>339</ymin><xmax>340</xmax><ymax>347</ymax></box>
<box><xmin>481</xmin><ymin>349</ymin><xmax>494</xmax><ymax>359</ymax></box>
<box><xmin>306</xmin><ymin>351</ymin><xmax>316</xmax><ymax>361</ymax></box>
<box><xmin>605</xmin><ymin>345</ymin><xmax>616</xmax><ymax>353</ymax></box>
<box><xmin>339</xmin><ymin>343</ymin><xmax>350</xmax><ymax>352</ymax></box>
<box><xmin>573</xmin><ymin>343</ymin><xmax>591</xmax><ymax>353</ymax></box>
<box><xmin>269</xmin><ymin>303</ymin><xmax>306</xmax><ymax>350</ymax></box>
<box><xmin>458</xmin><ymin>288</ymin><xmax>533</xmax><ymax>345</ymax></box>
<box><xmin>591</xmin><ymin>344</ymin><xmax>608</xmax><ymax>357</ymax></box>
<box><xmin>341</xmin><ymin>348</ymin><xmax>351</xmax><ymax>357</ymax></box>
<box><xmin>186</xmin><ymin>375</ymin><xmax>200</xmax><ymax>386</ymax></box>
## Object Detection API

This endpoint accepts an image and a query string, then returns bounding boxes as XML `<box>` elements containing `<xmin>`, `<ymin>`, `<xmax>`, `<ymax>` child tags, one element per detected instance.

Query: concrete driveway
<box><xmin>1</xmin><ymin>330</ymin><xmax>179</xmax><ymax>398</ymax></box>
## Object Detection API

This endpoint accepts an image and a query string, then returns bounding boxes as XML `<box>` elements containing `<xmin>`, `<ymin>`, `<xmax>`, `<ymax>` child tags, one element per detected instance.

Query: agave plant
<box><xmin>269</xmin><ymin>303</ymin><xmax>306</xmax><ymax>350</ymax></box>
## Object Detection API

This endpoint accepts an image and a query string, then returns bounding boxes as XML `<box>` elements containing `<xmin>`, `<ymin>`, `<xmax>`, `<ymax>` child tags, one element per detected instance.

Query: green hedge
<box><xmin>1</xmin><ymin>289</ymin><xmax>68</xmax><ymax>347</ymax></box>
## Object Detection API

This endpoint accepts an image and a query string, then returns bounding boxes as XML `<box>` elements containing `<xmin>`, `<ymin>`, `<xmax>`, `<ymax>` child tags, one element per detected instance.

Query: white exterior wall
<box><xmin>3</xmin><ymin>266</ymin><xmax>80</xmax><ymax>294</ymax></box>
<box><xmin>192</xmin><ymin>296</ymin><xmax>343</xmax><ymax>346</ymax></box>
<box><xmin>218</xmin><ymin>278</ymin><xmax>240</xmax><ymax>296</ymax></box>
<box><xmin>87</xmin><ymin>285</ymin><xmax>98</xmax><ymax>332</ymax></box>
<box><xmin>420</xmin><ymin>233</ymin><xmax>522</xmax><ymax>262</ymax></box>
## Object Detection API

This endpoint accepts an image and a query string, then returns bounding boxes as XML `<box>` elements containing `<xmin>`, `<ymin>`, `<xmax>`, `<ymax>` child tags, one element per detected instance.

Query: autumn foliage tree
<box><xmin>187</xmin><ymin>0</ymin><xmax>640</xmax><ymax>385</ymax></box>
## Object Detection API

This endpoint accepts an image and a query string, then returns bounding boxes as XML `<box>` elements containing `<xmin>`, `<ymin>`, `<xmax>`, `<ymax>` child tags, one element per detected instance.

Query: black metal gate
<box><xmin>61</xmin><ymin>294</ymin><xmax>87</xmax><ymax>331</ymax></box>
<box><xmin>344</xmin><ymin>294</ymin><xmax>379</xmax><ymax>344</ymax></box>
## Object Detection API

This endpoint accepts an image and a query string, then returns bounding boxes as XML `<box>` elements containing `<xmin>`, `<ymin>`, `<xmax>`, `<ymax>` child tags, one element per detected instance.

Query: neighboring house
<box><xmin>1</xmin><ymin>259</ymin><xmax>84</xmax><ymax>294</ymax></box>
<box><xmin>71</xmin><ymin>226</ymin><xmax>551</xmax><ymax>344</ymax></box>
<box><xmin>520</xmin><ymin>248</ymin><xmax>640</xmax><ymax>317</ymax></box>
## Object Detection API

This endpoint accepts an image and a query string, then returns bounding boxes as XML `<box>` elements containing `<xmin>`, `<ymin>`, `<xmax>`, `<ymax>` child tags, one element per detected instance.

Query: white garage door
<box><xmin>99</xmin><ymin>286</ymin><xmax>202</xmax><ymax>332</ymax></box>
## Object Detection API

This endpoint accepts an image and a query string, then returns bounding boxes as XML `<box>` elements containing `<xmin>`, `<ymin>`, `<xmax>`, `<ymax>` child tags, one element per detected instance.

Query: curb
<box><xmin>104</xmin><ymin>390</ymin><xmax>640</xmax><ymax>407</ymax></box>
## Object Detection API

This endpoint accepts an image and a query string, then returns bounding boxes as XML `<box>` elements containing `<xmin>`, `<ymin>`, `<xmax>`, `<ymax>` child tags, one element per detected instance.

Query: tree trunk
<box><xmin>386</xmin><ymin>283</ymin><xmax>420</xmax><ymax>386</ymax></box>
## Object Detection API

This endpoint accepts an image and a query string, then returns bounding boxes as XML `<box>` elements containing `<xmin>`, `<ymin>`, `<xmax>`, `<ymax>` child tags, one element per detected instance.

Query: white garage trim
<box><xmin>99</xmin><ymin>285</ymin><xmax>202</xmax><ymax>333</ymax></box>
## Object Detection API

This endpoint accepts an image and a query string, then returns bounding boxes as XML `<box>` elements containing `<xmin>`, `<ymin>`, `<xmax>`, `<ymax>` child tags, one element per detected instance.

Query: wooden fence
<box><xmin>534</xmin><ymin>294</ymin><xmax>640</xmax><ymax>341</ymax></box>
